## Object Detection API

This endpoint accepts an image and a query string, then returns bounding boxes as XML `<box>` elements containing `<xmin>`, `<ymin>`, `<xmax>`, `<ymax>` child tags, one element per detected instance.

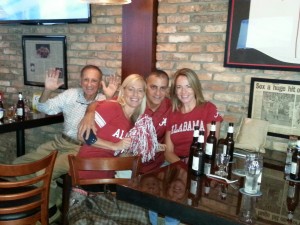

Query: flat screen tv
<box><xmin>0</xmin><ymin>0</ymin><xmax>91</xmax><ymax>25</ymax></box>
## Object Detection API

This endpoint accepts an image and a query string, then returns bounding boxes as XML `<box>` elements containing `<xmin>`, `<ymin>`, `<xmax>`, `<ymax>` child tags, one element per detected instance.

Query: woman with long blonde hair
<box><xmin>77</xmin><ymin>74</ymin><xmax>147</xmax><ymax>179</ymax></box>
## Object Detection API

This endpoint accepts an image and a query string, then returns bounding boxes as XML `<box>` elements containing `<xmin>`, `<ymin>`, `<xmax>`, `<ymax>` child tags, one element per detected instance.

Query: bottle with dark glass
<box><xmin>0</xmin><ymin>93</ymin><xmax>4</xmax><ymax>123</ymax></box>
<box><xmin>286</xmin><ymin>180</ymin><xmax>299</xmax><ymax>223</ymax></box>
<box><xmin>192</xmin><ymin>130</ymin><xmax>205</xmax><ymax>176</ymax></box>
<box><xmin>188</xmin><ymin>126</ymin><xmax>200</xmax><ymax>171</ymax></box>
<box><xmin>187</xmin><ymin>174</ymin><xmax>202</xmax><ymax>207</ymax></box>
<box><xmin>223</xmin><ymin>123</ymin><xmax>234</xmax><ymax>156</ymax></box>
<box><xmin>223</xmin><ymin>122</ymin><xmax>235</xmax><ymax>179</ymax></box>
<box><xmin>204</xmin><ymin>121</ymin><xmax>217</xmax><ymax>175</ymax></box>
<box><xmin>290</xmin><ymin>140</ymin><xmax>300</xmax><ymax>180</ymax></box>
<box><xmin>16</xmin><ymin>92</ymin><xmax>25</xmax><ymax>121</ymax></box>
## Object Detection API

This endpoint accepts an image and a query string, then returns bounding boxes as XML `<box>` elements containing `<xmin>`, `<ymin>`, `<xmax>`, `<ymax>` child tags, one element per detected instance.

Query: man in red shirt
<box><xmin>140</xmin><ymin>70</ymin><xmax>171</xmax><ymax>173</ymax></box>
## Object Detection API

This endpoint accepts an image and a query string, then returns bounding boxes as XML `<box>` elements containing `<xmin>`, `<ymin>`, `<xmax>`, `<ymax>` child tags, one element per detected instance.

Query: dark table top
<box><xmin>0</xmin><ymin>112</ymin><xmax>64</xmax><ymax>133</ymax></box>
<box><xmin>117</xmin><ymin>159</ymin><xmax>297</xmax><ymax>225</ymax></box>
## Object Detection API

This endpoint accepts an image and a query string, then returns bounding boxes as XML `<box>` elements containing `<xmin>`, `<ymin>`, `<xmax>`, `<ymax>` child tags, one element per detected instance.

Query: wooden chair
<box><xmin>0</xmin><ymin>150</ymin><xmax>57</xmax><ymax>225</ymax></box>
<box><xmin>61</xmin><ymin>155</ymin><xmax>141</xmax><ymax>225</ymax></box>
<box><xmin>68</xmin><ymin>155</ymin><xmax>141</xmax><ymax>186</ymax></box>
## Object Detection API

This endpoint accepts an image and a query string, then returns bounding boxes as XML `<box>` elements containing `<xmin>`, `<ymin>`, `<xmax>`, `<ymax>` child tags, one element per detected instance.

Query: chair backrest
<box><xmin>0</xmin><ymin>150</ymin><xmax>57</xmax><ymax>225</ymax></box>
<box><xmin>68</xmin><ymin>155</ymin><xmax>141</xmax><ymax>186</ymax></box>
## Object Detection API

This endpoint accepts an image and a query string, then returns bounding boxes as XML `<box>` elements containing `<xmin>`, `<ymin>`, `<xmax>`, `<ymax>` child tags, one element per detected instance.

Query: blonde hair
<box><xmin>117</xmin><ymin>74</ymin><xmax>147</xmax><ymax>123</ymax></box>
<box><xmin>170</xmin><ymin>68</ymin><xmax>206</xmax><ymax>111</ymax></box>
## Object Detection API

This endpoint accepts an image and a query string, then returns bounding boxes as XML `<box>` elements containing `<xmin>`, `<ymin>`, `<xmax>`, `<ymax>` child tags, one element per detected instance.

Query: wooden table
<box><xmin>116</xmin><ymin>160</ymin><xmax>295</xmax><ymax>225</ymax></box>
<box><xmin>0</xmin><ymin>112</ymin><xmax>64</xmax><ymax>156</ymax></box>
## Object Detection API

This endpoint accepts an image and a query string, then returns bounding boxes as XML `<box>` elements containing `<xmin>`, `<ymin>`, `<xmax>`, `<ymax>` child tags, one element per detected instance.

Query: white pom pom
<box><xmin>117</xmin><ymin>114</ymin><xmax>158</xmax><ymax>163</ymax></box>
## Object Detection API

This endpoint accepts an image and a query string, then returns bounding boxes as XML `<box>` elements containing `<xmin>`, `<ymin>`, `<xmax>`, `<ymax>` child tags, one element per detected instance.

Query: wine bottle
<box><xmin>0</xmin><ymin>93</ymin><xmax>4</xmax><ymax>123</ymax></box>
<box><xmin>223</xmin><ymin>122</ymin><xmax>235</xmax><ymax>178</ymax></box>
<box><xmin>290</xmin><ymin>140</ymin><xmax>300</xmax><ymax>180</ymax></box>
<box><xmin>204</xmin><ymin>121</ymin><xmax>217</xmax><ymax>175</ymax></box>
<box><xmin>223</xmin><ymin>123</ymin><xmax>234</xmax><ymax>156</ymax></box>
<box><xmin>16</xmin><ymin>92</ymin><xmax>25</xmax><ymax>121</ymax></box>
<box><xmin>191</xmin><ymin>131</ymin><xmax>205</xmax><ymax>176</ymax></box>
<box><xmin>286</xmin><ymin>180</ymin><xmax>299</xmax><ymax>223</ymax></box>
<box><xmin>187</xmin><ymin>174</ymin><xmax>202</xmax><ymax>207</ymax></box>
<box><xmin>188</xmin><ymin>126</ymin><xmax>200</xmax><ymax>171</ymax></box>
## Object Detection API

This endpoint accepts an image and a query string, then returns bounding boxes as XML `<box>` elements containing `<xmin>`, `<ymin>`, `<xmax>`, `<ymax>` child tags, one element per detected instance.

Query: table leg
<box><xmin>16</xmin><ymin>129</ymin><xmax>25</xmax><ymax>157</ymax></box>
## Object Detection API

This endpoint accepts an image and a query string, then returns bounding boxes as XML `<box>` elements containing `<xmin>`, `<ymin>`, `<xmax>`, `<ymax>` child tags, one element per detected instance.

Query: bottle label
<box><xmin>198</xmin><ymin>135</ymin><xmax>204</xmax><ymax>143</ymax></box>
<box><xmin>287</xmin><ymin>212</ymin><xmax>294</xmax><ymax>220</ymax></box>
<box><xmin>291</xmin><ymin>162</ymin><xmax>297</xmax><ymax>175</ymax></box>
<box><xmin>204</xmin><ymin>163</ymin><xmax>211</xmax><ymax>174</ymax></box>
<box><xmin>190</xmin><ymin>179</ymin><xmax>197</xmax><ymax>195</ymax></box>
<box><xmin>205</xmin><ymin>143</ymin><xmax>213</xmax><ymax>155</ymax></box>
<box><xmin>285</xmin><ymin>164</ymin><xmax>291</xmax><ymax>175</ymax></box>
<box><xmin>17</xmin><ymin>108</ymin><xmax>23</xmax><ymax>116</ymax></box>
<box><xmin>288</xmin><ymin>185</ymin><xmax>296</xmax><ymax>198</ymax></box>
<box><xmin>204</xmin><ymin>186</ymin><xmax>210</xmax><ymax>194</ymax></box>
<box><xmin>192</xmin><ymin>156</ymin><xmax>199</xmax><ymax>171</ymax></box>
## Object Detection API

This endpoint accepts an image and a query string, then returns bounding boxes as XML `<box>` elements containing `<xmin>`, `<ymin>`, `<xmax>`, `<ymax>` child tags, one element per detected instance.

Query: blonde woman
<box><xmin>77</xmin><ymin>74</ymin><xmax>147</xmax><ymax>179</ymax></box>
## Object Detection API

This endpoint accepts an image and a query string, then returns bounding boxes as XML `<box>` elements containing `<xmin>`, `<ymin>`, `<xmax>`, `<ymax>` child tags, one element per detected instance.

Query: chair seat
<box><xmin>0</xmin><ymin>186</ymin><xmax>40</xmax><ymax>221</ymax></box>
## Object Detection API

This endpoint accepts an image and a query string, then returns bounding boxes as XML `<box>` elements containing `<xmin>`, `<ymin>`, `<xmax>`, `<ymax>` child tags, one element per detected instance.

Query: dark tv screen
<box><xmin>0</xmin><ymin>0</ymin><xmax>91</xmax><ymax>25</ymax></box>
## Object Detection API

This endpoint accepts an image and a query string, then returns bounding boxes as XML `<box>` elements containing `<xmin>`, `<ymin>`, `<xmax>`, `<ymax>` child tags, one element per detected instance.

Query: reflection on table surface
<box><xmin>128</xmin><ymin>159</ymin><xmax>300</xmax><ymax>225</ymax></box>
<box><xmin>0</xmin><ymin>112</ymin><xmax>58</xmax><ymax>124</ymax></box>
<box><xmin>0</xmin><ymin>112</ymin><xmax>64</xmax><ymax>156</ymax></box>
<box><xmin>135</xmin><ymin>162</ymin><xmax>241</xmax><ymax>222</ymax></box>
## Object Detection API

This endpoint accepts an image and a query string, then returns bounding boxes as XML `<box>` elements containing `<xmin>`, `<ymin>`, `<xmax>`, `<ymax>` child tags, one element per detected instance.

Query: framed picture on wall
<box><xmin>224</xmin><ymin>0</ymin><xmax>300</xmax><ymax>72</ymax></box>
<box><xmin>248</xmin><ymin>77</ymin><xmax>300</xmax><ymax>139</ymax></box>
<box><xmin>22</xmin><ymin>35</ymin><xmax>68</xmax><ymax>89</ymax></box>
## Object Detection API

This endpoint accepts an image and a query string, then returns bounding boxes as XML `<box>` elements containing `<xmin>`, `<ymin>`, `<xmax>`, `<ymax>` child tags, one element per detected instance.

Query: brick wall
<box><xmin>0</xmin><ymin>0</ymin><xmax>299</xmax><ymax>163</ymax></box>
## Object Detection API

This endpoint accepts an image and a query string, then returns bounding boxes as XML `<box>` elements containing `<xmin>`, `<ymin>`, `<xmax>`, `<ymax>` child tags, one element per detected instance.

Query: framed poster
<box><xmin>22</xmin><ymin>35</ymin><xmax>68</xmax><ymax>89</ymax></box>
<box><xmin>248</xmin><ymin>77</ymin><xmax>300</xmax><ymax>139</ymax></box>
<box><xmin>224</xmin><ymin>0</ymin><xmax>300</xmax><ymax>72</ymax></box>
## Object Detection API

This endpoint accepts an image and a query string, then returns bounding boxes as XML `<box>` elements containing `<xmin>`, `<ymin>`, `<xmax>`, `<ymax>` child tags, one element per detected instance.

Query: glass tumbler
<box><xmin>244</xmin><ymin>153</ymin><xmax>263</xmax><ymax>194</ymax></box>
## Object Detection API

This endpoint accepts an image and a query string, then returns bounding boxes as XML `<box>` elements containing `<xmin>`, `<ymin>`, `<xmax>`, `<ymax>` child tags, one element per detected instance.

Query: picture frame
<box><xmin>224</xmin><ymin>0</ymin><xmax>300</xmax><ymax>72</ymax></box>
<box><xmin>22</xmin><ymin>35</ymin><xmax>68</xmax><ymax>89</ymax></box>
<box><xmin>248</xmin><ymin>77</ymin><xmax>300</xmax><ymax>139</ymax></box>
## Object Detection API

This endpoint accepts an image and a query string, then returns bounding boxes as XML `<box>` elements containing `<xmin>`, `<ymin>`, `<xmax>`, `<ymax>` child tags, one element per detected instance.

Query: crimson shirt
<box><xmin>144</xmin><ymin>98</ymin><xmax>171</xmax><ymax>143</ymax></box>
<box><xmin>140</xmin><ymin>98</ymin><xmax>171</xmax><ymax>173</ymax></box>
<box><xmin>166</xmin><ymin>101</ymin><xmax>223</xmax><ymax>158</ymax></box>
<box><xmin>77</xmin><ymin>101</ymin><xmax>133</xmax><ymax>179</ymax></box>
